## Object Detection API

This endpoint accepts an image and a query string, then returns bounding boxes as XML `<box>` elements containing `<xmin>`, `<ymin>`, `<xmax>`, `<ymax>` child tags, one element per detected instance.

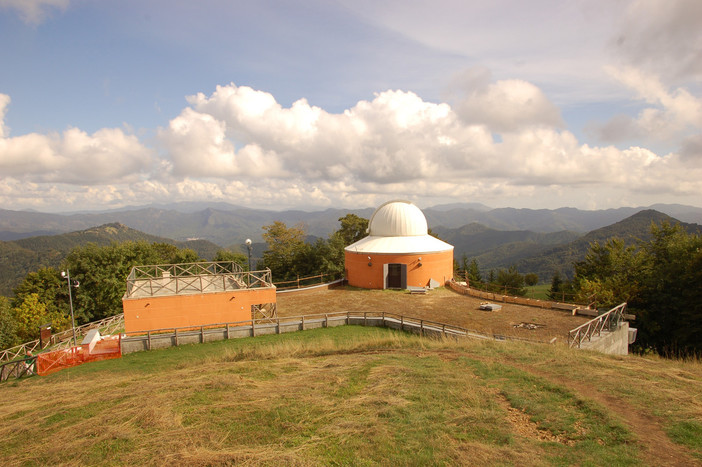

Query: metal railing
<box><xmin>568</xmin><ymin>303</ymin><xmax>627</xmax><ymax>348</ymax></box>
<box><xmin>128</xmin><ymin>261</ymin><xmax>243</xmax><ymax>280</ymax></box>
<box><xmin>125</xmin><ymin>261</ymin><xmax>274</xmax><ymax>299</ymax></box>
<box><xmin>274</xmin><ymin>273</ymin><xmax>344</xmax><ymax>290</ymax></box>
<box><xmin>0</xmin><ymin>356</ymin><xmax>36</xmax><ymax>383</ymax></box>
<box><xmin>121</xmin><ymin>310</ymin><xmax>545</xmax><ymax>353</ymax></box>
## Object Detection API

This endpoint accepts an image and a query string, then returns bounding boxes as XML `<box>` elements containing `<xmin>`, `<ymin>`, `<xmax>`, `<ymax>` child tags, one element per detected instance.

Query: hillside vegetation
<box><xmin>1</xmin><ymin>326</ymin><xmax>700</xmax><ymax>465</ymax></box>
<box><xmin>514</xmin><ymin>210</ymin><xmax>701</xmax><ymax>280</ymax></box>
<box><xmin>0</xmin><ymin>223</ymin><xmax>221</xmax><ymax>296</ymax></box>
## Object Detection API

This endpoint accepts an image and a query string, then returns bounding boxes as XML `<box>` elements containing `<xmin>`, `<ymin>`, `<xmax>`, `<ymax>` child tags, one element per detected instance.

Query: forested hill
<box><xmin>432</xmin><ymin>223</ymin><xmax>581</xmax><ymax>271</ymax></box>
<box><xmin>514</xmin><ymin>210</ymin><xmax>702</xmax><ymax>280</ymax></box>
<box><xmin>0</xmin><ymin>223</ymin><xmax>221</xmax><ymax>296</ymax></box>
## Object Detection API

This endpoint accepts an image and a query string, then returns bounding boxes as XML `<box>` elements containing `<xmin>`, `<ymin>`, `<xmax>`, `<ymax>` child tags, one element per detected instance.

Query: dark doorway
<box><xmin>385</xmin><ymin>263</ymin><xmax>407</xmax><ymax>289</ymax></box>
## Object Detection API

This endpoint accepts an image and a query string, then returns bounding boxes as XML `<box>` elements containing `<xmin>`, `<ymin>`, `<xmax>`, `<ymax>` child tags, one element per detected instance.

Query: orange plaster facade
<box><xmin>122</xmin><ymin>288</ymin><xmax>276</xmax><ymax>334</ymax></box>
<box><xmin>344</xmin><ymin>250</ymin><xmax>454</xmax><ymax>289</ymax></box>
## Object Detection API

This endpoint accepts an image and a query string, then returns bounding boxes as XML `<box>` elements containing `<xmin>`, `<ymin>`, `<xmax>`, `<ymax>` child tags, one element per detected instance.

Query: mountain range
<box><xmin>441</xmin><ymin>209</ymin><xmax>701</xmax><ymax>280</ymax></box>
<box><xmin>1</xmin><ymin>203</ymin><xmax>700</xmax><ymax>296</ymax></box>
<box><xmin>2</xmin><ymin>203</ymin><xmax>701</xmax><ymax>248</ymax></box>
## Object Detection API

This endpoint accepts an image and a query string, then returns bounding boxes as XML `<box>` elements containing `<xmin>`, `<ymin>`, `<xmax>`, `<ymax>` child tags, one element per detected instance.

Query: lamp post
<box><xmin>61</xmin><ymin>270</ymin><xmax>79</xmax><ymax>347</ymax></box>
<box><xmin>245</xmin><ymin>239</ymin><xmax>252</xmax><ymax>271</ymax></box>
<box><xmin>245</xmin><ymin>239</ymin><xmax>252</xmax><ymax>287</ymax></box>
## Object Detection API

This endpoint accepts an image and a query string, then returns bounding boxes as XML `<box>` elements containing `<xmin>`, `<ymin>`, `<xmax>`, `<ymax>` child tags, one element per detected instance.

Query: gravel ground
<box><xmin>276</xmin><ymin>286</ymin><xmax>590</xmax><ymax>343</ymax></box>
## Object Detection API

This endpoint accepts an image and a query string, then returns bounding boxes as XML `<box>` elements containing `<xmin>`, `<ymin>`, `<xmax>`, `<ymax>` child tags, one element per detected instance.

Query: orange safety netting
<box><xmin>36</xmin><ymin>335</ymin><xmax>122</xmax><ymax>376</ymax></box>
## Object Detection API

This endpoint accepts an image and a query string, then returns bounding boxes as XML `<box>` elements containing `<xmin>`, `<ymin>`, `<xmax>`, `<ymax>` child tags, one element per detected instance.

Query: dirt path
<box><xmin>510</xmin><ymin>362</ymin><xmax>699</xmax><ymax>466</ymax></box>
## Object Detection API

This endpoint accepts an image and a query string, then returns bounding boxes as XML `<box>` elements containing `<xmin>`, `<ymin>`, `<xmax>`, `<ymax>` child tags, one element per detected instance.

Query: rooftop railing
<box><xmin>568</xmin><ymin>303</ymin><xmax>627</xmax><ymax>349</ymax></box>
<box><xmin>124</xmin><ymin>261</ymin><xmax>274</xmax><ymax>299</ymax></box>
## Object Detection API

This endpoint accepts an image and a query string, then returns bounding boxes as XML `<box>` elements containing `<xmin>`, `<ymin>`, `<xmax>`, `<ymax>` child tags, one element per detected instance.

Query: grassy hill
<box><xmin>0</xmin><ymin>326</ymin><xmax>700</xmax><ymax>465</ymax></box>
<box><xmin>0</xmin><ymin>223</ymin><xmax>222</xmax><ymax>296</ymax></box>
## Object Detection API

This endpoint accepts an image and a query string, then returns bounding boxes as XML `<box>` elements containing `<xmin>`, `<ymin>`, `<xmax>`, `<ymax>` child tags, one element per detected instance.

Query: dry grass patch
<box><xmin>1</xmin><ymin>326</ymin><xmax>699</xmax><ymax>465</ymax></box>
<box><xmin>276</xmin><ymin>286</ymin><xmax>589</xmax><ymax>342</ymax></box>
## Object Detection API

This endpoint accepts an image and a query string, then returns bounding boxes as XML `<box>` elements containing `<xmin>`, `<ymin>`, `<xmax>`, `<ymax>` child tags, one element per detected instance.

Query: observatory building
<box><xmin>344</xmin><ymin>200</ymin><xmax>454</xmax><ymax>290</ymax></box>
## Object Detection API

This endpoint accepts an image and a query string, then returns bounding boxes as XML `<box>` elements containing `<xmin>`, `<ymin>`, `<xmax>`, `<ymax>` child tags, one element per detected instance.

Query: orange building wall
<box><xmin>345</xmin><ymin>250</ymin><xmax>454</xmax><ymax>289</ymax></box>
<box><xmin>122</xmin><ymin>288</ymin><xmax>276</xmax><ymax>334</ymax></box>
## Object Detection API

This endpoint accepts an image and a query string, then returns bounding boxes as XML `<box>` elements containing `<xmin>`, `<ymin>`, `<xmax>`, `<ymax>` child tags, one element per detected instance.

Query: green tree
<box><xmin>572</xmin><ymin>238</ymin><xmax>642</xmax><ymax>308</ymax></box>
<box><xmin>261</xmin><ymin>222</ymin><xmax>307</xmax><ymax>281</ymax></box>
<box><xmin>0</xmin><ymin>296</ymin><xmax>19</xmax><ymax>349</ymax></box>
<box><xmin>495</xmin><ymin>266</ymin><xmax>526</xmax><ymax>296</ymax></box>
<box><xmin>321</xmin><ymin>214</ymin><xmax>370</xmax><ymax>279</ymax></box>
<box><xmin>569</xmin><ymin>221</ymin><xmax>702</xmax><ymax>357</ymax></box>
<box><xmin>213</xmin><ymin>250</ymin><xmax>249</xmax><ymax>270</ymax></box>
<box><xmin>548</xmin><ymin>272</ymin><xmax>563</xmax><ymax>300</ymax></box>
<box><xmin>487</xmin><ymin>270</ymin><xmax>495</xmax><ymax>285</ymax></box>
<box><xmin>632</xmin><ymin>222</ymin><xmax>702</xmax><ymax>356</ymax></box>
<box><xmin>466</xmin><ymin>259</ymin><xmax>483</xmax><ymax>286</ymax></box>
<box><xmin>524</xmin><ymin>273</ymin><xmax>539</xmax><ymax>287</ymax></box>
<box><xmin>12</xmin><ymin>267</ymin><xmax>67</xmax><ymax>320</ymax></box>
<box><xmin>12</xmin><ymin>293</ymin><xmax>68</xmax><ymax>341</ymax></box>
<box><xmin>333</xmin><ymin>214</ymin><xmax>368</xmax><ymax>246</ymax></box>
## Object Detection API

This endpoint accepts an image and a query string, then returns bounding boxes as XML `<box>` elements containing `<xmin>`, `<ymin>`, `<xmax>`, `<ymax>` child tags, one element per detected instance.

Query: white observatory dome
<box><xmin>368</xmin><ymin>200</ymin><xmax>428</xmax><ymax>237</ymax></box>
<box><xmin>345</xmin><ymin>200</ymin><xmax>452</xmax><ymax>254</ymax></box>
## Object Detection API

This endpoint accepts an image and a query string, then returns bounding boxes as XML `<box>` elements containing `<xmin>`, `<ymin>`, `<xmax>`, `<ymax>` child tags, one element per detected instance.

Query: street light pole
<box><xmin>61</xmin><ymin>270</ymin><xmax>79</xmax><ymax>347</ymax></box>
<box><xmin>245</xmin><ymin>239</ymin><xmax>252</xmax><ymax>272</ymax></box>
<box><xmin>245</xmin><ymin>239</ymin><xmax>252</xmax><ymax>287</ymax></box>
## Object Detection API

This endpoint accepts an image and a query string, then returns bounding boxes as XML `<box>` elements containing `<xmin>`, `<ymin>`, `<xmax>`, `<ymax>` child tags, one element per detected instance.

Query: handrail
<box><xmin>0</xmin><ymin>355</ymin><xmax>36</xmax><ymax>383</ymax></box>
<box><xmin>273</xmin><ymin>272</ymin><xmax>344</xmax><ymax>290</ymax></box>
<box><xmin>0</xmin><ymin>313</ymin><xmax>125</xmax><ymax>363</ymax></box>
<box><xmin>568</xmin><ymin>303</ymin><xmax>627</xmax><ymax>348</ymax></box>
<box><xmin>122</xmin><ymin>310</ymin><xmax>545</xmax><ymax>346</ymax></box>
<box><xmin>125</xmin><ymin>267</ymin><xmax>274</xmax><ymax>299</ymax></box>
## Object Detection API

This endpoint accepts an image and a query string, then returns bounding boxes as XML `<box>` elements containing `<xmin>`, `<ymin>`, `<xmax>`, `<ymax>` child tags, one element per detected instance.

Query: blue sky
<box><xmin>1</xmin><ymin>0</ymin><xmax>700</xmax><ymax>212</ymax></box>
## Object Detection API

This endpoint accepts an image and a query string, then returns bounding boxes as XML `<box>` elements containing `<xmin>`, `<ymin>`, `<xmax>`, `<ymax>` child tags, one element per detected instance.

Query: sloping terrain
<box><xmin>0</xmin><ymin>326</ymin><xmax>700</xmax><ymax>465</ymax></box>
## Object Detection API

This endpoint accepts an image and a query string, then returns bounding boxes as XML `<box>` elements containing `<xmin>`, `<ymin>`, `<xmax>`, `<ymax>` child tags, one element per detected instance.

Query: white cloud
<box><xmin>0</xmin><ymin>96</ymin><xmax>153</xmax><ymax>184</ymax></box>
<box><xmin>0</xmin><ymin>0</ymin><xmax>69</xmax><ymax>25</ymax></box>
<box><xmin>151</xmin><ymin>82</ymin><xmax>702</xmax><ymax>208</ymax></box>
<box><xmin>593</xmin><ymin>67</ymin><xmax>702</xmax><ymax>144</ymax></box>
<box><xmin>448</xmin><ymin>69</ymin><xmax>564</xmax><ymax>132</ymax></box>
<box><xmin>2</xmin><ymin>77</ymin><xmax>702</xmax><ymax>212</ymax></box>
